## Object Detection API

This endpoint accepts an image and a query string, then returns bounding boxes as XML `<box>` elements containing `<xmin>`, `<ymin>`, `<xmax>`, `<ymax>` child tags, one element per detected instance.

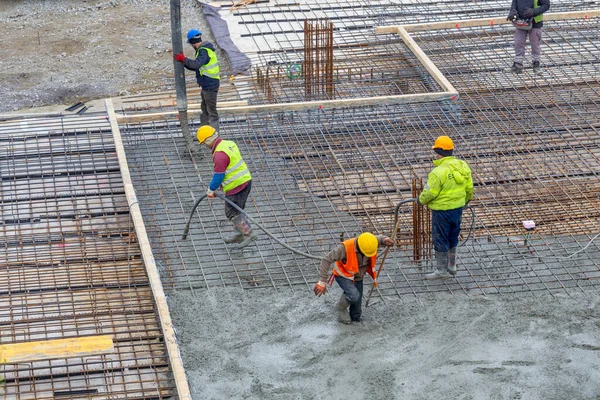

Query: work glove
<box><xmin>522</xmin><ymin>8</ymin><xmax>534</xmax><ymax>19</ymax></box>
<box><xmin>313</xmin><ymin>281</ymin><xmax>327</xmax><ymax>297</ymax></box>
<box><xmin>507</xmin><ymin>9</ymin><xmax>518</xmax><ymax>21</ymax></box>
<box><xmin>206</xmin><ymin>189</ymin><xmax>216</xmax><ymax>198</ymax></box>
<box><xmin>383</xmin><ymin>237</ymin><xmax>394</xmax><ymax>247</ymax></box>
<box><xmin>174</xmin><ymin>53</ymin><xmax>186</xmax><ymax>62</ymax></box>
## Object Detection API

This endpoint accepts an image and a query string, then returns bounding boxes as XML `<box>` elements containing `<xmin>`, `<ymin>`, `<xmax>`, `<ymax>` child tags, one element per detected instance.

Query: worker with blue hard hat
<box><xmin>174</xmin><ymin>29</ymin><xmax>221</xmax><ymax>129</ymax></box>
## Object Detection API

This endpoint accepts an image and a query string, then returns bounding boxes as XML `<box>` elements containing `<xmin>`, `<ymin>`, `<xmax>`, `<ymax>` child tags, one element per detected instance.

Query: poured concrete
<box><xmin>169</xmin><ymin>288</ymin><xmax>600</xmax><ymax>399</ymax></box>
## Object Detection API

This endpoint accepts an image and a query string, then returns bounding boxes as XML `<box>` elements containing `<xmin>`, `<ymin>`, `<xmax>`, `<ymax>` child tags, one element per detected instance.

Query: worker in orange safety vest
<box><xmin>314</xmin><ymin>232</ymin><xmax>394</xmax><ymax>324</ymax></box>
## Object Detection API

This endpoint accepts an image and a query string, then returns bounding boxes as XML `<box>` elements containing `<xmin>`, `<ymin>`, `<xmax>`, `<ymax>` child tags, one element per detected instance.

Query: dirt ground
<box><xmin>170</xmin><ymin>288</ymin><xmax>600</xmax><ymax>400</ymax></box>
<box><xmin>0</xmin><ymin>0</ymin><xmax>222</xmax><ymax>114</ymax></box>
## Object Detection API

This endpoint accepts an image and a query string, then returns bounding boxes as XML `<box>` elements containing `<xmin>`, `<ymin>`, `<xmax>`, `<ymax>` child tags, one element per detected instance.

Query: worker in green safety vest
<box><xmin>174</xmin><ymin>29</ymin><xmax>221</xmax><ymax>129</ymax></box>
<box><xmin>196</xmin><ymin>125</ymin><xmax>258</xmax><ymax>249</ymax></box>
<box><xmin>506</xmin><ymin>0</ymin><xmax>550</xmax><ymax>75</ymax></box>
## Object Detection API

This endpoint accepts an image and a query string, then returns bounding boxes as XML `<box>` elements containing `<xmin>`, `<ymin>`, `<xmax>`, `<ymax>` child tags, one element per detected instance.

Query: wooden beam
<box><xmin>0</xmin><ymin>336</ymin><xmax>113</xmax><ymax>363</ymax></box>
<box><xmin>105</xmin><ymin>99</ymin><xmax>192</xmax><ymax>400</ymax></box>
<box><xmin>395</xmin><ymin>26</ymin><xmax>458</xmax><ymax>95</ymax></box>
<box><xmin>116</xmin><ymin>91</ymin><xmax>457</xmax><ymax>123</ymax></box>
<box><xmin>377</xmin><ymin>10</ymin><xmax>600</xmax><ymax>33</ymax></box>
<box><xmin>115</xmin><ymin>100</ymin><xmax>248</xmax><ymax>123</ymax></box>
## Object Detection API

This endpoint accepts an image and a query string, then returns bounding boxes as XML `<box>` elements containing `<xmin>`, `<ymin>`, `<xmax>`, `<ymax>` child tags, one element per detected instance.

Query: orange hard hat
<box><xmin>432</xmin><ymin>136</ymin><xmax>454</xmax><ymax>151</ymax></box>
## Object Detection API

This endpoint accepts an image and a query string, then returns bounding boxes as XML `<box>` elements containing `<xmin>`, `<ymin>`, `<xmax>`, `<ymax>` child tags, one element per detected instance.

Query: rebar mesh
<box><xmin>0</xmin><ymin>114</ymin><xmax>175</xmax><ymax>399</ymax></box>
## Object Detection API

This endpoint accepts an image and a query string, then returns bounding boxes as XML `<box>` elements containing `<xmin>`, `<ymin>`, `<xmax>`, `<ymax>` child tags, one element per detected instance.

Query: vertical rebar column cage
<box><xmin>412</xmin><ymin>178</ymin><xmax>432</xmax><ymax>264</ymax></box>
<box><xmin>303</xmin><ymin>18</ymin><xmax>335</xmax><ymax>100</ymax></box>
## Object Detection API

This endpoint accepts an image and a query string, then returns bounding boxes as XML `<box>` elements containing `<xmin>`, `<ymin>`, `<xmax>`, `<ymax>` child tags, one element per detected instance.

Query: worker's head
<box><xmin>357</xmin><ymin>232</ymin><xmax>378</xmax><ymax>257</ymax></box>
<box><xmin>432</xmin><ymin>135</ymin><xmax>454</xmax><ymax>157</ymax></box>
<box><xmin>197</xmin><ymin>125</ymin><xmax>218</xmax><ymax>148</ymax></box>
<box><xmin>187</xmin><ymin>29</ymin><xmax>203</xmax><ymax>48</ymax></box>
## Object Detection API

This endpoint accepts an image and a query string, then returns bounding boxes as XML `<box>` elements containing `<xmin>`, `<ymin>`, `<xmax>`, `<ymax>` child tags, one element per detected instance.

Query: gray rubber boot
<box><xmin>448</xmin><ymin>247</ymin><xmax>457</xmax><ymax>276</ymax></box>
<box><xmin>424</xmin><ymin>251</ymin><xmax>452</xmax><ymax>280</ymax></box>
<box><xmin>337</xmin><ymin>294</ymin><xmax>351</xmax><ymax>325</ymax></box>
<box><xmin>223</xmin><ymin>223</ymin><xmax>244</xmax><ymax>244</ymax></box>
<box><xmin>233</xmin><ymin>213</ymin><xmax>258</xmax><ymax>249</ymax></box>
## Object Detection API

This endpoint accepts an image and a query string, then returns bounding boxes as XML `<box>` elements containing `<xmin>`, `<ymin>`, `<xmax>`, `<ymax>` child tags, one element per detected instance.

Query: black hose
<box><xmin>182</xmin><ymin>192</ymin><xmax>322</xmax><ymax>260</ymax></box>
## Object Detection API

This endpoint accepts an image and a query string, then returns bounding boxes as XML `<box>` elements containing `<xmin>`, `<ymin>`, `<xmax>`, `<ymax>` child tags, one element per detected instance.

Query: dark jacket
<box><xmin>183</xmin><ymin>42</ymin><xmax>220</xmax><ymax>91</ymax></box>
<box><xmin>510</xmin><ymin>0</ymin><xmax>550</xmax><ymax>28</ymax></box>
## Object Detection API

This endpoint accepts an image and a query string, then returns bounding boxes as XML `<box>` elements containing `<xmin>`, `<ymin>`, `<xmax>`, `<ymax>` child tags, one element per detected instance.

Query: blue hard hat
<box><xmin>187</xmin><ymin>29</ymin><xmax>202</xmax><ymax>43</ymax></box>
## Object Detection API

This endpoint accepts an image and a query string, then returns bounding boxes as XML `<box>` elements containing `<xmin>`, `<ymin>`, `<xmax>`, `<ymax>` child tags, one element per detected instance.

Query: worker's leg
<box><xmin>200</xmin><ymin>89</ymin><xmax>210</xmax><ymax>126</ymax></box>
<box><xmin>425</xmin><ymin>210</ymin><xmax>452</xmax><ymax>280</ymax></box>
<box><xmin>348</xmin><ymin>280</ymin><xmax>364</xmax><ymax>322</ymax></box>
<box><xmin>530</xmin><ymin>27</ymin><xmax>542</xmax><ymax>74</ymax></box>
<box><xmin>513</xmin><ymin>29</ymin><xmax>528</xmax><ymax>66</ymax></box>
<box><xmin>446</xmin><ymin>207</ymin><xmax>463</xmax><ymax>276</ymax></box>
<box><xmin>225</xmin><ymin>182</ymin><xmax>257</xmax><ymax>248</ymax></box>
<box><xmin>334</xmin><ymin>276</ymin><xmax>359</xmax><ymax>324</ymax></box>
<box><xmin>202</xmin><ymin>89</ymin><xmax>219</xmax><ymax>129</ymax></box>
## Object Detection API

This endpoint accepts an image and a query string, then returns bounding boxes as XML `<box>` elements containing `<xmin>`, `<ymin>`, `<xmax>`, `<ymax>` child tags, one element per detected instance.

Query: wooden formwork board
<box><xmin>105</xmin><ymin>99</ymin><xmax>192</xmax><ymax>399</ymax></box>
<box><xmin>0</xmin><ymin>336</ymin><xmax>114</xmax><ymax>364</ymax></box>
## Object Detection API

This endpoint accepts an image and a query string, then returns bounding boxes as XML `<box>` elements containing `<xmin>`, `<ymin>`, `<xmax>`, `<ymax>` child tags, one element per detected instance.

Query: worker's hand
<box><xmin>415</xmin><ymin>197</ymin><xmax>422</xmax><ymax>205</ymax></box>
<box><xmin>313</xmin><ymin>281</ymin><xmax>327</xmax><ymax>297</ymax></box>
<box><xmin>522</xmin><ymin>8</ymin><xmax>534</xmax><ymax>18</ymax></box>
<box><xmin>206</xmin><ymin>189</ymin><xmax>216</xmax><ymax>198</ymax></box>
<box><xmin>174</xmin><ymin>53</ymin><xmax>186</xmax><ymax>62</ymax></box>
<box><xmin>507</xmin><ymin>9</ymin><xmax>517</xmax><ymax>21</ymax></box>
<box><xmin>383</xmin><ymin>237</ymin><xmax>394</xmax><ymax>247</ymax></box>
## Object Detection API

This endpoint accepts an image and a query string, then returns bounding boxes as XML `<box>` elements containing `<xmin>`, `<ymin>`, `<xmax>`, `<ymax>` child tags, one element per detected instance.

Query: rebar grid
<box><xmin>223</xmin><ymin>0</ymin><xmax>594</xmax><ymax>103</ymax></box>
<box><xmin>0</xmin><ymin>114</ymin><xmax>175</xmax><ymax>399</ymax></box>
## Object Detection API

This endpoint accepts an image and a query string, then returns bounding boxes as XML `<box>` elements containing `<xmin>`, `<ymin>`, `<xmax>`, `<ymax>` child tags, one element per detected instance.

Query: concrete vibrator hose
<box><xmin>182</xmin><ymin>194</ymin><xmax>476</xmax><ymax>260</ymax></box>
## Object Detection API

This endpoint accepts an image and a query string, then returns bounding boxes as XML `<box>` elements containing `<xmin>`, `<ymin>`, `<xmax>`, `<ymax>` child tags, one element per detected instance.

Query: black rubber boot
<box><xmin>532</xmin><ymin>61</ymin><xmax>542</xmax><ymax>75</ymax></box>
<box><xmin>506</xmin><ymin>62</ymin><xmax>524</xmax><ymax>74</ymax></box>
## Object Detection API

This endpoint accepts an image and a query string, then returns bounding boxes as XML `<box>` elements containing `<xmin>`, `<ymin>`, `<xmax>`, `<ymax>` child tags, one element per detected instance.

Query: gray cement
<box><xmin>169</xmin><ymin>288</ymin><xmax>600</xmax><ymax>400</ymax></box>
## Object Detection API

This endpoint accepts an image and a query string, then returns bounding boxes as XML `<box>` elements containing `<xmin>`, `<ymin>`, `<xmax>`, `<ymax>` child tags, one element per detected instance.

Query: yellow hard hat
<box><xmin>357</xmin><ymin>232</ymin><xmax>378</xmax><ymax>257</ymax></box>
<box><xmin>197</xmin><ymin>125</ymin><xmax>216</xmax><ymax>144</ymax></box>
<box><xmin>432</xmin><ymin>135</ymin><xmax>454</xmax><ymax>151</ymax></box>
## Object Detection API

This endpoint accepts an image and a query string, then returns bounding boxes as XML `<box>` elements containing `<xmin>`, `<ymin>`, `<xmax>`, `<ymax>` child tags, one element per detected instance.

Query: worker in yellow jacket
<box><xmin>418</xmin><ymin>136</ymin><xmax>473</xmax><ymax>279</ymax></box>
<box><xmin>313</xmin><ymin>233</ymin><xmax>394</xmax><ymax>324</ymax></box>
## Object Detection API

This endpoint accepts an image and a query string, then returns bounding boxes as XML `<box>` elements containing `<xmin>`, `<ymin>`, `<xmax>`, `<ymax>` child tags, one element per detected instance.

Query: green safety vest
<box><xmin>419</xmin><ymin>156</ymin><xmax>474</xmax><ymax>211</ymax></box>
<box><xmin>195</xmin><ymin>47</ymin><xmax>220</xmax><ymax>80</ymax></box>
<box><xmin>215</xmin><ymin>140</ymin><xmax>252</xmax><ymax>192</ymax></box>
<box><xmin>533</xmin><ymin>0</ymin><xmax>543</xmax><ymax>23</ymax></box>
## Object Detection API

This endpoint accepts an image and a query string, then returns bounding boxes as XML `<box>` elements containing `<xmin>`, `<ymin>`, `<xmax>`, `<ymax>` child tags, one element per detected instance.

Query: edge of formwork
<box><xmin>105</xmin><ymin>99</ymin><xmax>192</xmax><ymax>400</ymax></box>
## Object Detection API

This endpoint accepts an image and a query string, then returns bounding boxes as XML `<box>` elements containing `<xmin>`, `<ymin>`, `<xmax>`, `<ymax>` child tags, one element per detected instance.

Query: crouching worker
<box><xmin>197</xmin><ymin>125</ymin><xmax>257</xmax><ymax>249</ymax></box>
<box><xmin>314</xmin><ymin>233</ymin><xmax>394</xmax><ymax>324</ymax></box>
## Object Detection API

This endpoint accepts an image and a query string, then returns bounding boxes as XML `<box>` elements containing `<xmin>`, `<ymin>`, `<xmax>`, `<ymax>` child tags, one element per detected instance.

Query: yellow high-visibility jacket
<box><xmin>419</xmin><ymin>156</ymin><xmax>473</xmax><ymax>210</ymax></box>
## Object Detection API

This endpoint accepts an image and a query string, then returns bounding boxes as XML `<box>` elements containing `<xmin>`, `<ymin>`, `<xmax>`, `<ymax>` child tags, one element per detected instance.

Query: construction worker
<box><xmin>314</xmin><ymin>232</ymin><xmax>394</xmax><ymax>324</ymax></box>
<box><xmin>418</xmin><ymin>136</ymin><xmax>473</xmax><ymax>279</ymax></box>
<box><xmin>506</xmin><ymin>0</ymin><xmax>550</xmax><ymax>74</ymax></box>
<box><xmin>197</xmin><ymin>125</ymin><xmax>257</xmax><ymax>248</ymax></box>
<box><xmin>174</xmin><ymin>29</ymin><xmax>220</xmax><ymax>128</ymax></box>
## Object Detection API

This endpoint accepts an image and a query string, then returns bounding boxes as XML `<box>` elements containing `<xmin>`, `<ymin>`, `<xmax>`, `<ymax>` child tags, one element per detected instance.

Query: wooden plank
<box><xmin>106</xmin><ymin>99</ymin><xmax>192</xmax><ymax>400</ymax></box>
<box><xmin>377</xmin><ymin>10</ymin><xmax>600</xmax><ymax>33</ymax></box>
<box><xmin>0</xmin><ymin>335</ymin><xmax>114</xmax><ymax>363</ymax></box>
<box><xmin>117</xmin><ymin>92</ymin><xmax>456</xmax><ymax>123</ymax></box>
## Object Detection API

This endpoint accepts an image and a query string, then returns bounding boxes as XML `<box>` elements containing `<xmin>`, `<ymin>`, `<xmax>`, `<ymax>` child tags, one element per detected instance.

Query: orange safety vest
<box><xmin>332</xmin><ymin>239</ymin><xmax>377</xmax><ymax>281</ymax></box>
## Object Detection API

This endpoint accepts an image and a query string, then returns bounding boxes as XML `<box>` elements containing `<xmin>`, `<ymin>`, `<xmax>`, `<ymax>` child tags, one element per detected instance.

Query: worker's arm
<box><xmin>465</xmin><ymin>171</ymin><xmax>474</xmax><ymax>204</ymax></box>
<box><xmin>318</xmin><ymin>244</ymin><xmax>346</xmax><ymax>283</ymax></box>
<box><xmin>418</xmin><ymin>171</ymin><xmax>441</xmax><ymax>205</ymax></box>
<box><xmin>534</xmin><ymin>0</ymin><xmax>549</xmax><ymax>15</ymax></box>
<box><xmin>183</xmin><ymin>48</ymin><xmax>210</xmax><ymax>71</ymax></box>
<box><xmin>209</xmin><ymin>152</ymin><xmax>229</xmax><ymax>191</ymax></box>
